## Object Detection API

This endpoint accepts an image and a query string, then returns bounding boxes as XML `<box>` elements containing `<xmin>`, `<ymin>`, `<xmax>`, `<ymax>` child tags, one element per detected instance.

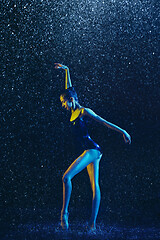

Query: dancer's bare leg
<box><xmin>87</xmin><ymin>153</ymin><xmax>102</xmax><ymax>230</ymax></box>
<box><xmin>61</xmin><ymin>149</ymin><xmax>101</xmax><ymax>229</ymax></box>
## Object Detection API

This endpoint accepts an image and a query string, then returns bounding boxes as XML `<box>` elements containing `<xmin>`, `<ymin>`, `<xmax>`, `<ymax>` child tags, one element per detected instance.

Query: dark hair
<box><xmin>60</xmin><ymin>87</ymin><xmax>78</xmax><ymax>102</ymax></box>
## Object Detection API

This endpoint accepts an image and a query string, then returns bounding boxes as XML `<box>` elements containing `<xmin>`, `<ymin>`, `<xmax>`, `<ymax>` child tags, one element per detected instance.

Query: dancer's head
<box><xmin>60</xmin><ymin>87</ymin><xmax>78</xmax><ymax>111</ymax></box>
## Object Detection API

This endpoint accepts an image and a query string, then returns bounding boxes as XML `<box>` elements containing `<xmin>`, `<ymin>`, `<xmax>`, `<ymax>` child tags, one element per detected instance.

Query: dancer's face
<box><xmin>60</xmin><ymin>96</ymin><xmax>72</xmax><ymax>111</ymax></box>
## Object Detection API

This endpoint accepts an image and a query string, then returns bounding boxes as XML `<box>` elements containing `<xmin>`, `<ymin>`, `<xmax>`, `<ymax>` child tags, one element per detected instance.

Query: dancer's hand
<box><xmin>123</xmin><ymin>131</ymin><xmax>131</xmax><ymax>144</ymax></box>
<box><xmin>54</xmin><ymin>63</ymin><xmax>68</xmax><ymax>70</ymax></box>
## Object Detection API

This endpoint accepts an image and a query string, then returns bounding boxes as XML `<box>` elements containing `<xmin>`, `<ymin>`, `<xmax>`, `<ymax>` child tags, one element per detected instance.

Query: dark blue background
<box><xmin>1</xmin><ymin>0</ymin><xmax>160</xmax><ymax>232</ymax></box>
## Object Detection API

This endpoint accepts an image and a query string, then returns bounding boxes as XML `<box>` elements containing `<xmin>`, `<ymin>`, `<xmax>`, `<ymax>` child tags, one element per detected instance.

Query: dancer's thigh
<box><xmin>63</xmin><ymin>149</ymin><xmax>101</xmax><ymax>180</ymax></box>
<box><xmin>87</xmin><ymin>153</ymin><xmax>102</xmax><ymax>190</ymax></box>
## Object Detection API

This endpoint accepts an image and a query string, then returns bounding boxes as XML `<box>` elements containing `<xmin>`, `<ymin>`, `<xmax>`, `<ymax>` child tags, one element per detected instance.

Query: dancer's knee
<box><xmin>94</xmin><ymin>183</ymin><xmax>100</xmax><ymax>191</ymax></box>
<box><xmin>92</xmin><ymin>183</ymin><xmax>101</xmax><ymax>195</ymax></box>
<box><xmin>62</xmin><ymin>174</ymin><xmax>70</xmax><ymax>183</ymax></box>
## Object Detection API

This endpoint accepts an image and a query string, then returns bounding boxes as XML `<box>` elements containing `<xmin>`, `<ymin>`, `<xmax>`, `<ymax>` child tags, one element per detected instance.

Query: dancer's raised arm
<box><xmin>55</xmin><ymin>63</ymin><xmax>72</xmax><ymax>89</ymax></box>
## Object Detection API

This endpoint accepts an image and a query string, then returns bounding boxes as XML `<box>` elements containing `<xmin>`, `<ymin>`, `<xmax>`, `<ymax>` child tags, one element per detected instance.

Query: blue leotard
<box><xmin>70</xmin><ymin>115</ymin><xmax>102</xmax><ymax>155</ymax></box>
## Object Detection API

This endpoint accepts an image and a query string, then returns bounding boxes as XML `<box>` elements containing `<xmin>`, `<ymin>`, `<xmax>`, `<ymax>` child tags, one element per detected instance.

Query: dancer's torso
<box><xmin>70</xmin><ymin>108</ymin><xmax>102</xmax><ymax>154</ymax></box>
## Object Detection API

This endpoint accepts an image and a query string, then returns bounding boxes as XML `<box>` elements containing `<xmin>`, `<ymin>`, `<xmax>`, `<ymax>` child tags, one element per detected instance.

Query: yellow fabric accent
<box><xmin>70</xmin><ymin>108</ymin><xmax>84</xmax><ymax>122</ymax></box>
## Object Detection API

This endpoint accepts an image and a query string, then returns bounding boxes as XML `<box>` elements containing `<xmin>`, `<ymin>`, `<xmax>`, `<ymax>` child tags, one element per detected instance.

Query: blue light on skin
<box><xmin>57</xmin><ymin>63</ymin><xmax>131</xmax><ymax>231</ymax></box>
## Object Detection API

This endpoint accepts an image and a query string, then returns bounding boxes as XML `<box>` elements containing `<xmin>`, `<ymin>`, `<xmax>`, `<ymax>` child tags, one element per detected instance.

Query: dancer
<box><xmin>55</xmin><ymin>63</ymin><xmax>131</xmax><ymax>231</ymax></box>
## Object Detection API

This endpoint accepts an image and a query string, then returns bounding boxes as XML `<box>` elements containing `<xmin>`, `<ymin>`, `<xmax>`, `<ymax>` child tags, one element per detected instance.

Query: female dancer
<box><xmin>55</xmin><ymin>63</ymin><xmax>131</xmax><ymax>231</ymax></box>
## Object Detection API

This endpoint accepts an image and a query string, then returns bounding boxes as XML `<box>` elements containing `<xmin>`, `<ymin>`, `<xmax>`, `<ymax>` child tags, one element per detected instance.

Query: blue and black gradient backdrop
<box><xmin>1</xmin><ymin>0</ymin><xmax>159</xmax><ymax>233</ymax></box>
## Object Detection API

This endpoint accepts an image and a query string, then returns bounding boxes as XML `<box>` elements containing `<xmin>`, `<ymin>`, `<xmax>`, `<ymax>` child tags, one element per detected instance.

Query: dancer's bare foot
<box><xmin>86</xmin><ymin>221</ymin><xmax>96</xmax><ymax>232</ymax></box>
<box><xmin>60</xmin><ymin>211</ymin><xmax>69</xmax><ymax>230</ymax></box>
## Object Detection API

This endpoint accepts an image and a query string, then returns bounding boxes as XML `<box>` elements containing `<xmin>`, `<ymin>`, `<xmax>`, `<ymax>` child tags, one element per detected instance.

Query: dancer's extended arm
<box><xmin>54</xmin><ymin>63</ymin><xmax>72</xmax><ymax>89</ymax></box>
<box><xmin>82</xmin><ymin>108</ymin><xmax>131</xmax><ymax>144</ymax></box>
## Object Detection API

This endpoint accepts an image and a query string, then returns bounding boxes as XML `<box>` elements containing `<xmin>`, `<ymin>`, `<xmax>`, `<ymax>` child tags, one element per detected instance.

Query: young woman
<box><xmin>55</xmin><ymin>63</ymin><xmax>131</xmax><ymax>231</ymax></box>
